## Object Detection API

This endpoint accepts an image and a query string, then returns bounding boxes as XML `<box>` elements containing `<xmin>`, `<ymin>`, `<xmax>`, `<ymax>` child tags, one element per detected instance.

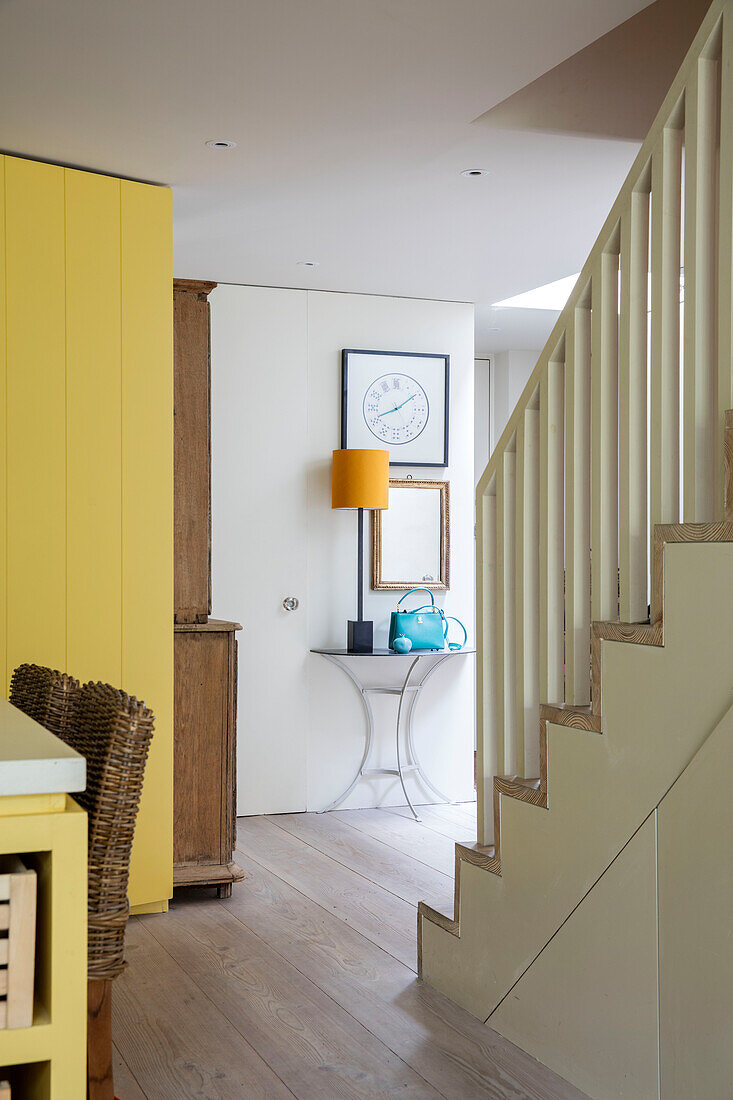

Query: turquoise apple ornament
<box><xmin>393</xmin><ymin>636</ymin><xmax>412</xmax><ymax>654</ymax></box>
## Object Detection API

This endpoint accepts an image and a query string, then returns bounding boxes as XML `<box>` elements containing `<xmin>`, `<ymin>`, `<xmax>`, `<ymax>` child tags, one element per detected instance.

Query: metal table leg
<box><xmin>317</xmin><ymin>653</ymin><xmax>377</xmax><ymax>813</ymax></box>
<box><xmin>394</xmin><ymin>655</ymin><xmax>421</xmax><ymax>820</ymax></box>
<box><xmin>405</xmin><ymin>654</ymin><xmax>454</xmax><ymax>805</ymax></box>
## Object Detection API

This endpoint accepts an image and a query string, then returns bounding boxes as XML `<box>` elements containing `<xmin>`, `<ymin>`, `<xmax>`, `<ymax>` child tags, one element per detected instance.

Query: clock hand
<box><xmin>392</xmin><ymin>393</ymin><xmax>418</xmax><ymax>412</ymax></box>
<box><xmin>375</xmin><ymin>393</ymin><xmax>418</xmax><ymax>418</ymax></box>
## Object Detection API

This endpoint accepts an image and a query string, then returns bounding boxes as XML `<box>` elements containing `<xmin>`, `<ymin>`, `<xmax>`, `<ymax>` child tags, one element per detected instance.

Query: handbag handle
<box><xmin>397</xmin><ymin>588</ymin><xmax>436</xmax><ymax>610</ymax></box>
<box><xmin>444</xmin><ymin>616</ymin><xmax>468</xmax><ymax>651</ymax></box>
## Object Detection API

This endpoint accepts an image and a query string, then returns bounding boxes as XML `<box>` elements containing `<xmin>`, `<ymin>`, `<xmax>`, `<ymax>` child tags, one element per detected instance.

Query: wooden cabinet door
<box><xmin>174</xmin><ymin>280</ymin><xmax>216</xmax><ymax>623</ymax></box>
<box><xmin>173</xmin><ymin>629</ymin><xmax>228</xmax><ymax>865</ymax></box>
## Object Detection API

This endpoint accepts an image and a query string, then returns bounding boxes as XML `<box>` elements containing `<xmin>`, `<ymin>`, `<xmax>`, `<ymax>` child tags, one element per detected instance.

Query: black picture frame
<box><xmin>341</xmin><ymin>348</ymin><xmax>450</xmax><ymax>468</ymax></box>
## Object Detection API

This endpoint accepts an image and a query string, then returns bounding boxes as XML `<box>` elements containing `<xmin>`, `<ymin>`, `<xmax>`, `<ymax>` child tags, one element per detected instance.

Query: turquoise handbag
<box><xmin>388</xmin><ymin>588</ymin><xmax>468</xmax><ymax>652</ymax></box>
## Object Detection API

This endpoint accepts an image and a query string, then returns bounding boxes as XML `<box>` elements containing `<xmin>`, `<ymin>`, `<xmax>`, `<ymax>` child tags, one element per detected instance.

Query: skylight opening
<box><xmin>493</xmin><ymin>273</ymin><xmax>580</xmax><ymax>311</ymax></box>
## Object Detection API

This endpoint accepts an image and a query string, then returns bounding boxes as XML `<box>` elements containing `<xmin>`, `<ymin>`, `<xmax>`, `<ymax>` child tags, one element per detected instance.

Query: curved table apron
<box><xmin>311</xmin><ymin>648</ymin><xmax>474</xmax><ymax>821</ymax></box>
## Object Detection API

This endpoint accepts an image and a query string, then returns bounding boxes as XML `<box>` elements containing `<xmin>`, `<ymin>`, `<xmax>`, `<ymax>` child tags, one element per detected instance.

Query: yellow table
<box><xmin>0</xmin><ymin>699</ymin><xmax>87</xmax><ymax>1098</ymax></box>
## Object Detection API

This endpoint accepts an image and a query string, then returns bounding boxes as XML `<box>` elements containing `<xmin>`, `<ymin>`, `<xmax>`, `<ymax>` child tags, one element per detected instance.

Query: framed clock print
<box><xmin>341</xmin><ymin>349</ymin><xmax>450</xmax><ymax>467</ymax></box>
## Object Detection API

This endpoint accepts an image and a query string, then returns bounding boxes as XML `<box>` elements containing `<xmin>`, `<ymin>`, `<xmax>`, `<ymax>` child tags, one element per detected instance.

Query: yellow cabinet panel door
<box><xmin>65</xmin><ymin>167</ymin><xmax>123</xmax><ymax>687</ymax></box>
<box><xmin>121</xmin><ymin>180</ymin><xmax>174</xmax><ymax>908</ymax></box>
<box><xmin>4</xmin><ymin>157</ymin><xmax>67</xmax><ymax>681</ymax></box>
<box><xmin>0</xmin><ymin>155</ymin><xmax>173</xmax><ymax>912</ymax></box>
<box><xmin>0</xmin><ymin>162</ymin><xmax>6</xmax><ymax>696</ymax></box>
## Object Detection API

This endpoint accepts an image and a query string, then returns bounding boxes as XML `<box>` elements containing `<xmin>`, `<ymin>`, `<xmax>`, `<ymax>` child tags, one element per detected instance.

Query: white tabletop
<box><xmin>0</xmin><ymin>697</ymin><xmax>86</xmax><ymax>796</ymax></box>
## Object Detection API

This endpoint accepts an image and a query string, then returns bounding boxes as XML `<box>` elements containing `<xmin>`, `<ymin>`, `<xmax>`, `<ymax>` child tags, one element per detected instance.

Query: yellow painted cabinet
<box><xmin>0</xmin><ymin>798</ymin><xmax>87</xmax><ymax>1099</ymax></box>
<box><xmin>0</xmin><ymin>155</ymin><xmax>173</xmax><ymax>910</ymax></box>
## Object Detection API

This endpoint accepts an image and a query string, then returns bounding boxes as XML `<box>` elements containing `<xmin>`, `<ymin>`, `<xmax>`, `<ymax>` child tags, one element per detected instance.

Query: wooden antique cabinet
<box><xmin>174</xmin><ymin>278</ymin><xmax>216</xmax><ymax>624</ymax></box>
<box><xmin>173</xmin><ymin>620</ymin><xmax>243</xmax><ymax>896</ymax></box>
<box><xmin>173</xmin><ymin>278</ymin><xmax>244</xmax><ymax>896</ymax></box>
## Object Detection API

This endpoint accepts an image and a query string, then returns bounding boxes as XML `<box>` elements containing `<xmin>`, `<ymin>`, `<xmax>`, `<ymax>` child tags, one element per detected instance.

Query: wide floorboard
<box><xmin>113</xmin><ymin>803</ymin><xmax>587</xmax><ymax>1099</ymax></box>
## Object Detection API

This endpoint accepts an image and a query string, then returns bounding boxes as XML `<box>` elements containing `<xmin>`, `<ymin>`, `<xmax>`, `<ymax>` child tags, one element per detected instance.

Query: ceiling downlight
<box><xmin>205</xmin><ymin>139</ymin><xmax>237</xmax><ymax>150</ymax></box>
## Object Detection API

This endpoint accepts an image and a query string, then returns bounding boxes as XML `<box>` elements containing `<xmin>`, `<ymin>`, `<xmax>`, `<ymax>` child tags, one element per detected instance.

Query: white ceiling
<box><xmin>0</xmin><ymin>0</ymin><xmax>657</xmax><ymax>355</ymax></box>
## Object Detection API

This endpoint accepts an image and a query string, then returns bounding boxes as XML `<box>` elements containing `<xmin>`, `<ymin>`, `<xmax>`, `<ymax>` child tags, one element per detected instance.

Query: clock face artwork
<box><xmin>362</xmin><ymin>373</ymin><xmax>429</xmax><ymax>445</ymax></box>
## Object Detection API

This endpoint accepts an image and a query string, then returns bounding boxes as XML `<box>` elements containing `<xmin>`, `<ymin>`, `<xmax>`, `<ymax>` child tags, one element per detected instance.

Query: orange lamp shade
<box><xmin>332</xmin><ymin>449</ymin><xmax>389</xmax><ymax>510</ymax></box>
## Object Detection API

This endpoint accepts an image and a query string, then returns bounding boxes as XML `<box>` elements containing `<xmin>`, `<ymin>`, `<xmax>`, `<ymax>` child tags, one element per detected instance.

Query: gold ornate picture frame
<box><xmin>372</xmin><ymin>478</ymin><xmax>450</xmax><ymax>591</ymax></box>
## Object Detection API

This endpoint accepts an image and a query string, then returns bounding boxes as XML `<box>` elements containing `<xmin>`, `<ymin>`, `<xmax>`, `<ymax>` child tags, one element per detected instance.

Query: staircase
<box><xmin>418</xmin><ymin>3</ymin><xmax>733</xmax><ymax>1096</ymax></box>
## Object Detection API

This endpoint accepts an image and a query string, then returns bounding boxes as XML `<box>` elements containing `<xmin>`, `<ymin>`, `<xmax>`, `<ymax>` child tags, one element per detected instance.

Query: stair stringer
<box><xmin>419</xmin><ymin>538</ymin><xmax>733</xmax><ymax>1020</ymax></box>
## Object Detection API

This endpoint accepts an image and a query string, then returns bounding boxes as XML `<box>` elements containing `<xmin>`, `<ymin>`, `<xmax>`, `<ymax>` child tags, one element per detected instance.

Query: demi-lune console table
<box><xmin>311</xmin><ymin>648</ymin><xmax>475</xmax><ymax>820</ymax></box>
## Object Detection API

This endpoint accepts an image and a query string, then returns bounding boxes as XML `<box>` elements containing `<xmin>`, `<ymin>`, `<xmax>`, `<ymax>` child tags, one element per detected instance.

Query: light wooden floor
<box><xmin>113</xmin><ymin>802</ymin><xmax>587</xmax><ymax>1099</ymax></box>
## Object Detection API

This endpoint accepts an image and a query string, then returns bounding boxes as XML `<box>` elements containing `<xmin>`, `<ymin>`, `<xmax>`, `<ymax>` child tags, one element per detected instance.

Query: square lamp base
<box><xmin>347</xmin><ymin>620</ymin><xmax>373</xmax><ymax>654</ymax></box>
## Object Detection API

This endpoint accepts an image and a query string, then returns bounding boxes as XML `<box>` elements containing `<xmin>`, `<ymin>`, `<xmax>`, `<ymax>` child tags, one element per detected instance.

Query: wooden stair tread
<box><xmin>456</xmin><ymin>841</ymin><xmax>499</xmax><ymax>869</ymax></box>
<box><xmin>495</xmin><ymin>775</ymin><xmax>545</xmax><ymax>806</ymax></box>
<box><xmin>418</xmin><ymin>900</ymin><xmax>457</xmax><ymax>934</ymax></box>
<box><xmin>540</xmin><ymin>702</ymin><xmax>602</xmax><ymax>732</ymax></box>
<box><xmin>593</xmin><ymin>620</ymin><xmax>663</xmax><ymax>646</ymax></box>
<box><xmin>498</xmin><ymin>776</ymin><xmax>541</xmax><ymax>789</ymax></box>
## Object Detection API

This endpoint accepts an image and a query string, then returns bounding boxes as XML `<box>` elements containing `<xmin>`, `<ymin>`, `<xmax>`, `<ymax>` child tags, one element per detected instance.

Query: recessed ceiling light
<box><xmin>461</xmin><ymin>168</ymin><xmax>490</xmax><ymax>177</ymax></box>
<box><xmin>493</xmin><ymin>273</ymin><xmax>580</xmax><ymax>310</ymax></box>
<box><xmin>205</xmin><ymin>139</ymin><xmax>237</xmax><ymax>150</ymax></box>
<box><xmin>296</xmin><ymin>260</ymin><xmax>319</xmax><ymax>268</ymax></box>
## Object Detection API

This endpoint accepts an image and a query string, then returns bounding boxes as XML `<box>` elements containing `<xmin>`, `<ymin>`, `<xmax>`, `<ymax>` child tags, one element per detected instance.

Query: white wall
<box><xmin>474</xmin><ymin>357</ymin><xmax>491</xmax><ymax>486</ymax></box>
<box><xmin>211</xmin><ymin>284</ymin><xmax>476</xmax><ymax>814</ymax></box>
<box><xmin>490</xmin><ymin>349</ymin><xmax>539</xmax><ymax>452</ymax></box>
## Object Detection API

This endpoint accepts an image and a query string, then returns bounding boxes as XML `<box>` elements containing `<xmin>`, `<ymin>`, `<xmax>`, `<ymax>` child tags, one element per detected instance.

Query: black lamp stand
<box><xmin>347</xmin><ymin>507</ymin><xmax>373</xmax><ymax>653</ymax></box>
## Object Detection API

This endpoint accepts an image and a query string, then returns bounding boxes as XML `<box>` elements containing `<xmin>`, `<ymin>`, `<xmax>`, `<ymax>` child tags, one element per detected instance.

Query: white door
<box><xmin>210</xmin><ymin>284</ymin><xmax>309</xmax><ymax>815</ymax></box>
